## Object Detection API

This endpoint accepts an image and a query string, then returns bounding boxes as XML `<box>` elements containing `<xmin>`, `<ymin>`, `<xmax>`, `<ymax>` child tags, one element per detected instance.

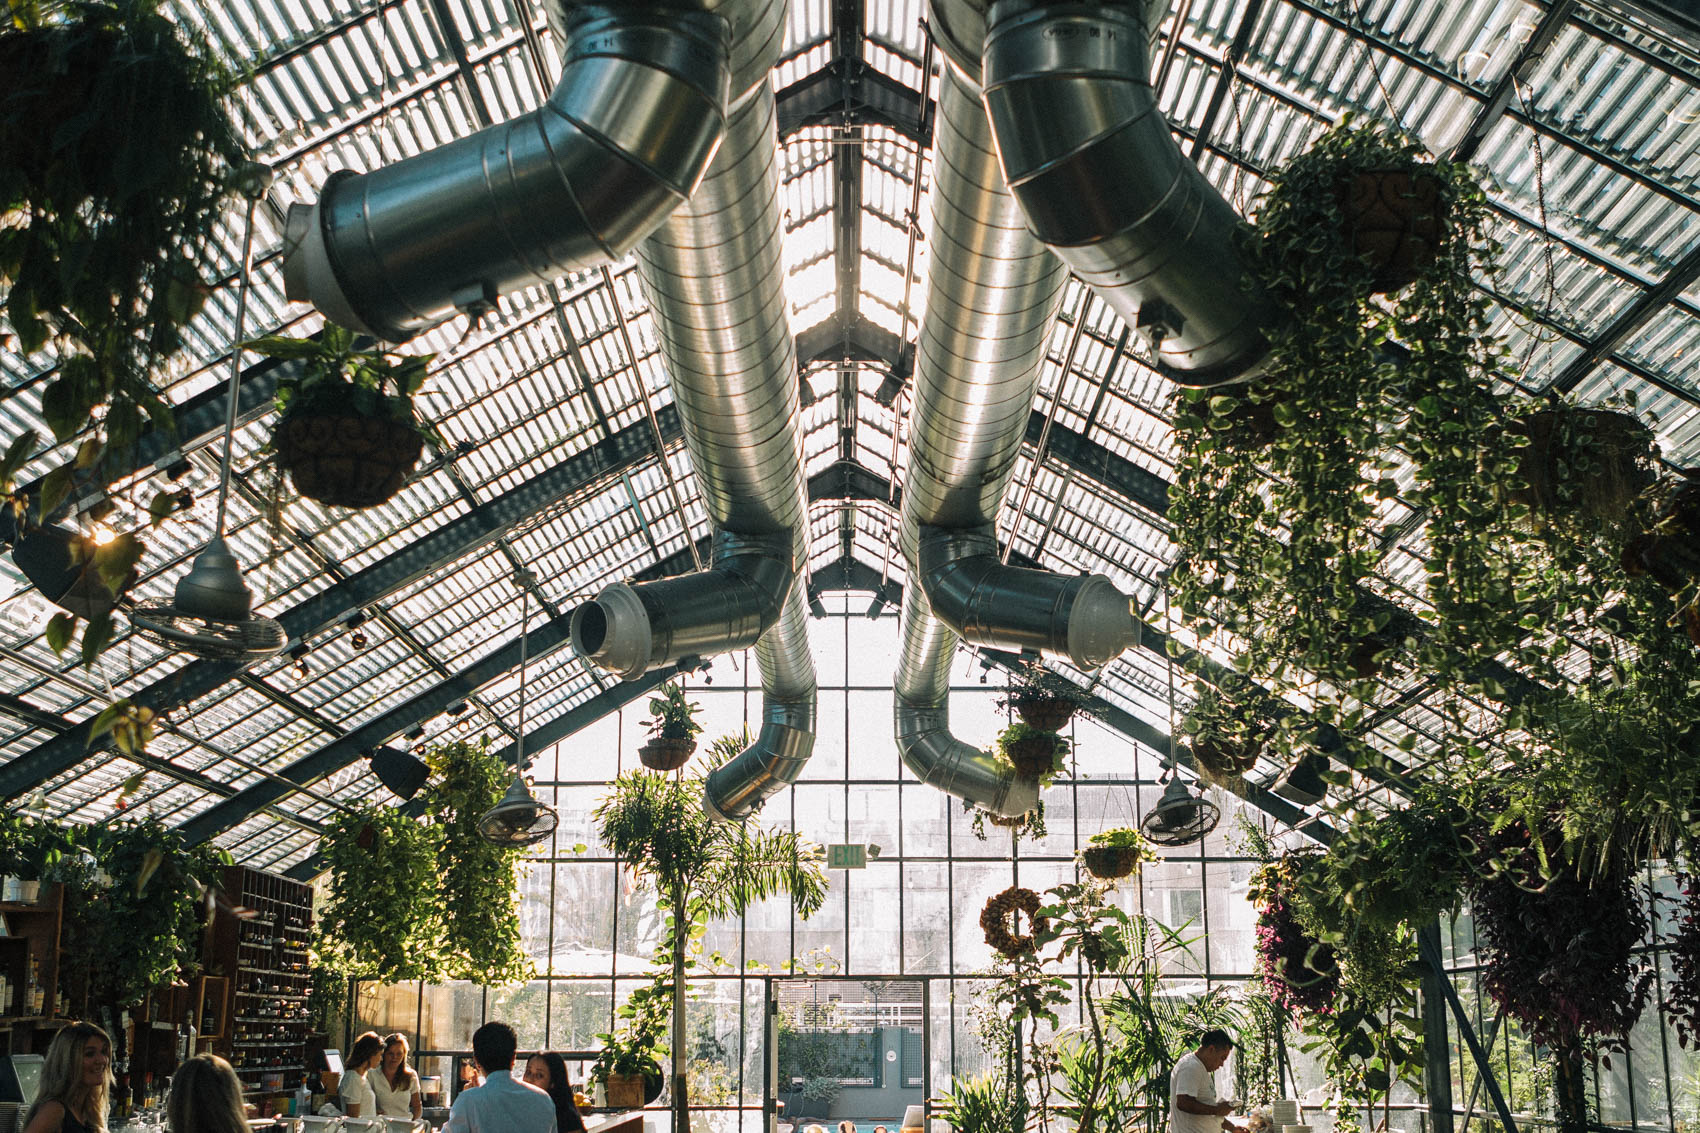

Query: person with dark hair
<box><xmin>522</xmin><ymin>1052</ymin><xmax>587</xmax><ymax>1133</ymax></box>
<box><xmin>340</xmin><ymin>1031</ymin><xmax>384</xmax><ymax>1118</ymax></box>
<box><xmin>446</xmin><ymin>1022</ymin><xmax>556</xmax><ymax>1133</ymax></box>
<box><xmin>1169</xmin><ymin>1029</ymin><xmax>1237</xmax><ymax>1133</ymax></box>
<box><xmin>21</xmin><ymin>1022</ymin><xmax>112</xmax><ymax>1133</ymax></box>
<box><xmin>166</xmin><ymin>1054</ymin><xmax>248</xmax><ymax>1133</ymax></box>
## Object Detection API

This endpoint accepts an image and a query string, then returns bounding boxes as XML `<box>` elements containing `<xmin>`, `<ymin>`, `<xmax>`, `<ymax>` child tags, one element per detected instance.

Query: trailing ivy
<box><xmin>426</xmin><ymin>740</ymin><xmax>531</xmax><ymax>986</ymax></box>
<box><xmin>314</xmin><ymin>803</ymin><xmax>442</xmax><ymax>983</ymax></box>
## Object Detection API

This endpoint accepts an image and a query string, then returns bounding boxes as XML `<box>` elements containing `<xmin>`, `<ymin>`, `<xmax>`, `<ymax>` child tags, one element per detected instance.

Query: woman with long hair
<box><xmin>520</xmin><ymin>1052</ymin><xmax>586</xmax><ymax>1133</ymax></box>
<box><xmin>21</xmin><ymin>1021</ymin><xmax>112</xmax><ymax>1133</ymax></box>
<box><xmin>165</xmin><ymin>1054</ymin><xmax>247</xmax><ymax>1133</ymax></box>
<box><xmin>340</xmin><ymin>1031</ymin><xmax>384</xmax><ymax>1118</ymax></box>
<box><xmin>367</xmin><ymin>1032</ymin><xmax>422</xmax><ymax>1119</ymax></box>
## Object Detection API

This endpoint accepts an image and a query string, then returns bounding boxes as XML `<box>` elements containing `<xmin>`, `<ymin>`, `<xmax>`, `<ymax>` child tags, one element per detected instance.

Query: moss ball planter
<box><xmin>1190</xmin><ymin>734</ymin><xmax>1263</xmax><ymax>782</ymax></box>
<box><xmin>1509</xmin><ymin>406</ymin><xmax>1656</xmax><ymax>524</ymax></box>
<box><xmin>1336</xmin><ymin>168</ymin><xmax>1444</xmax><ymax>293</ymax></box>
<box><xmin>1006</xmin><ymin>734</ymin><xmax>1061</xmax><ymax>779</ymax></box>
<box><xmin>637</xmin><ymin>736</ymin><xmax>695</xmax><ymax>772</ymax></box>
<box><xmin>274</xmin><ymin>412</ymin><xmax>424</xmax><ymax>509</ymax></box>
<box><xmin>1013</xmin><ymin>694</ymin><xmax>1075</xmax><ymax>733</ymax></box>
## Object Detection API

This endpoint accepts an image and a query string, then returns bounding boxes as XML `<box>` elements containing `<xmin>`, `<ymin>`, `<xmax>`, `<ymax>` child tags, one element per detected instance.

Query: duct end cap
<box><xmin>571</xmin><ymin>583</ymin><xmax>654</xmax><ymax>681</ymax></box>
<box><xmin>279</xmin><ymin>191</ymin><xmax>385</xmax><ymax>341</ymax></box>
<box><xmin>1065</xmin><ymin>575</ymin><xmax>1140</xmax><ymax>670</ymax></box>
<box><xmin>700</xmin><ymin>782</ymin><xmax>744</xmax><ymax>825</ymax></box>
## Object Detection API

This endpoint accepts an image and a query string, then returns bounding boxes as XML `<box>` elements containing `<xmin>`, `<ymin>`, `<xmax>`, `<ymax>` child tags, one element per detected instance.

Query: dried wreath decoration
<box><xmin>981</xmin><ymin>885</ymin><xmax>1047</xmax><ymax>957</ymax></box>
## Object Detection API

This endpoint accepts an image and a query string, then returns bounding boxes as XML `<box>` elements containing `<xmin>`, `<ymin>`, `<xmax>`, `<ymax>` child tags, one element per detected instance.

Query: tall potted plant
<box><xmin>594</xmin><ymin>765</ymin><xmax>828</xmax><ymax>1130</ymax></box>
<box><xmin>249</xmin><ymin>326</ymin><xmax>434</xmax><ymax>509</ymax></box>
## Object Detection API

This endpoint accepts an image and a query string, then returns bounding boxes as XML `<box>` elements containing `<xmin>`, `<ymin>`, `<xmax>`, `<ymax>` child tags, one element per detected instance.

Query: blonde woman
<box><xmin>368</xmin><ymin>1032</ymin><xmax>423</xmax><ymax>1119</ymax></box>
<box><xmin>21</xmin><ymin>1021</ymin><xmax>112</xmax><ymax>1133</ymax></box>
<box><xmin>166</xmin><ymin>1054</ymin><xmax>248</xmax><ymax>1133</ymax></box>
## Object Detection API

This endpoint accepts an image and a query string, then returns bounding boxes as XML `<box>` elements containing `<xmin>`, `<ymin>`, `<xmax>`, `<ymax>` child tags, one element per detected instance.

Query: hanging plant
<box><xmin>1182</xmin><ymin>686</ymin><xmax>1267</xmax><ymax>785</ymax></box>
<box><xmin>1079</xmin><ymin>827</ymin><xmax>1156</xmax><ymax>881</ymax></box>
<box><xmin>1663</xmin><ymin>871</ymin><xmax>1700</xmax><ymax>1048</ymax></box>
<box><xmin>313</xmin><ymin>803</ymin><xmax>442</xmax><ymax>984</ymax></box>
<box><xmin>58</xmin><ymin>820</ymin><xmax>230</xmax><ymax>1009</ymax></box>
<box><xmin>966</xmin><ymin>797</ymin><xmax>1048</xmax><ymax>842</ymax></box>
<box><xmin>425</xmin><ymin>739</ymin><xmax>532</xmax><ymax>987</ymax></box>
<box><xmin>248</xmin><ymin>325</ymin><xmax>435</xmax><ymax>509</ymax></box>
<box><xmin>1504</xmin><ymin>402</ymin><xmax>1658</xmax><ymax>529</ymax></box>
<box><xmin>1247</xmin><ymin>855</ymin><xmax>1339</xmax><ymax>1017</ymax></box>
<box><xmin>0</xmin><ymin>0</ymin><xmax>246</xmax><ymax>465</ymax></box>
<box><xmin>981</xmin><ymin>885</ymin><xmax>1047</xmax><ymax>958</ymax></box>
<box><xmin>1464</xmin><ymin>811</ymin><xmax>1653</xmax><ymax>1055</ymax></box>
<box><xmin>1170</xmin><ymin>114</ymin><xmax>1509</xmax><ymax>716</ymax></box>
<box><xmin>1624</xmin><ymin>473</ymin><xmax>1700</xmax><ymax>646</ymax></box>
<box><xmin>996</xmin><ymin>660</ymin><xmax>1099</xmax><ymax>731</ymax></box>
<box><xmin>637</xmin><ymin>682</ymin><xmax>703</xmax><ymax>771</ymax></box>
<box><xmin>996</xmin><ymin>722</ymin><xmax>1068</xmax><ymax>780</ymax></box>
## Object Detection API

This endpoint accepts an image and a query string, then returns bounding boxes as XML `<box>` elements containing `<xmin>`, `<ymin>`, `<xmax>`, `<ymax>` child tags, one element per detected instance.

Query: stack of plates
<box><xmin>1272</xmin><ymin>1100</ymin><xmax>1300</xmax><ymax>1126</ymax></box>
<box><xmin>1282</xmin><ymin>1125</ymin><xmax>1312</xmax><ymax>1133</ymax></box>
<box><xmin>0</xmin><ymin>1101</ymin><xmax>20</xmax><ymax>1133</ymax></box>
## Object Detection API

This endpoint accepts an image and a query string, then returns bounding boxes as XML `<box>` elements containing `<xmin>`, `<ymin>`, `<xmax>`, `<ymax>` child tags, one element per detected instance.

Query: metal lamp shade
<box><xmin>174</xmin><ymin>536</ymin><xmax>254</xmax><ymax>621</ymax></box>
<box><xmin>478</xmin><ymin>774</ymin><xmax>558</xmax><ymax>846</ymax></box>
<box><xmin>370</xmin><ymin>745</ymin><xmax>431</xmax><ymax>800</ymax></box>
<box><xmin>1139</xmin><ymin>776</ymin><xmax>1221</xmax><ymax>847</ymax></box>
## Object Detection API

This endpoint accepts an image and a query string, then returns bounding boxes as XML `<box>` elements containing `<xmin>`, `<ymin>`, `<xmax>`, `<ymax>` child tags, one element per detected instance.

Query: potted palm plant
<box><xmin>248</xmin><ymin>326</ymin><xmax>433</xmax><ymax>509</ymax></box>
<box><xmin>593</xmin><ymin>767</ymin><xmax>827</xmax><ymax>1132</ymax></box>
<box><xmin>637</xmin><ymin>683</ymin><xmax>703</xmax><ymax>771</ymax></box>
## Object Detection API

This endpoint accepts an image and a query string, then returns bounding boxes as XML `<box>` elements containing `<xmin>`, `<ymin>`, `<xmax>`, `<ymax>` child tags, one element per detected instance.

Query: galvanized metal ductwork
<box><xmin>980</xmin><ymin>0</ymin><xmax>1271</xmax><ymax>385</ymax></box>
<box><xmin>919</xmin><ymin>526</ymin><xmax>1139</xmax><ymax>669</ymax></box>
<box><xmin>281</xmin><ymin>0</ymin><xmax>783</xmax><ymax>343</ymax></box>
<box><xmin>894</xmin><ymin>71</ymin><xmax>1074</xmax><ymax>816</ymax></box>
<box><xmin>583</xmin><ymin>83</ymin><xmax>815</xmax><ymax>819</ymax></box>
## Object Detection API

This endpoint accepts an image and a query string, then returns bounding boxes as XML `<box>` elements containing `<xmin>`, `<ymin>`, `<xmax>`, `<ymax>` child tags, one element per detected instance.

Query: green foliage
<box><xmin>643</xmin><ymin>682</ymin><xmax>704</xmax><ymax>741</ymax></box>
<box><xmin>0</xmin><ymin>813</ymin><xmax>72</xmax><ymax>877</ymax></box>
<box><xmin>592</xmin><ymin>973</ymin><xmax>668</xmax><ymax>1083</ymax></box>
<box><xmin>1084</xmin><ymin>827</ymin><xmax>1154</xmax><ymax>853</ymax></box>
<box><xmin>249</xmin><ymin>325</ymin><xmax>433</xmax><ymax>432</ymax></box>
<box><xmin>314</xmin><ymin>804</ymin><xmax>442</xmax><ymax>984</ymax></box>
<box><xmin>58</xmin><ymin>819</ymin><xmax>231</xmax><ymax>1008</ymax></box>
<box><xmin>0</xmin><ymin>0</ymin><xmax>245</xmax><ymax>461</ymax></box>
<box><xmin>997</xmin><ymin>659</ymin><xmax>1102</xmax><ymax>718</ymax></box>
<box><xmin>592</xmin><ymin>767</ymin><xmax>828</xmax><ymax>1104</ymax></box>
<box><xmin>425</xmin><ymin>740</ymin><xmax>531</xmax><ymax>986</ymax></box>
<box><xmin>940</xmin><ymin>1073</ymin><xmax>1021</xmax><ymax>1133</ymax></box>
<box><xmin>994</xmin><ymin>721</ymin><xmax>1070</xmax><ymax>779</ymax></box>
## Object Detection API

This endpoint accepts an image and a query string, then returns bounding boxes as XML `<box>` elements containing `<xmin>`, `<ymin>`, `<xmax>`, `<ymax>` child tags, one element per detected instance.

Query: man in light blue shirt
<box><xmin>447</xmin><ymin>1022</ymin><xmax>557</xmax><ymax>1133</ymax></box>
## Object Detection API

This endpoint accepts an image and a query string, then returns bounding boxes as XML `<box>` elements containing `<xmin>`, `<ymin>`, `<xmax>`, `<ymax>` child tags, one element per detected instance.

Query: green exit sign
<box><xmin>826</xmin><ymin>844</ymin><xmax>867</xmax><ymax>869</ymax></box>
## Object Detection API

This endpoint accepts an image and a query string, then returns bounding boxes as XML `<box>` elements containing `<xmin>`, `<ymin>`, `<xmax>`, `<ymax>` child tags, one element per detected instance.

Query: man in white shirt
<box><xmin>446</xmin><ymin>1022</ymin><xmax>557</xmax><ymax>1133</ymax></box>
<box><xmin>1169</xmin><ymin>1029</ymin><xmax>1237</xmax><ymax>1133</ymax></box>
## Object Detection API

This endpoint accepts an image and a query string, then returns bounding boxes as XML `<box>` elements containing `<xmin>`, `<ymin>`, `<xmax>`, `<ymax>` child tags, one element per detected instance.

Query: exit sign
<box><xmin>826</xmin><ymin>844</ymin><xmax>867</xmax><ymax>869</ymax></box>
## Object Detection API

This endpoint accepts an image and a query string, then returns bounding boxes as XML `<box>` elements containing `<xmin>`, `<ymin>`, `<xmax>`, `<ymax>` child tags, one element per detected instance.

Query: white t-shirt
<box><xmin>368</xmin><ymin>1066</ymin><xmax>421</xmax><ymax>1116</ymax></box>
<box><xmin>340</xmin><ymin>1066</ymin><xmax>378</xmax><ymax>1117</ymax></box>
<box><xmin>1169</xmin><ymin>1050</ymin><xmax>1221</xmax><ymax>1133</ymax></box>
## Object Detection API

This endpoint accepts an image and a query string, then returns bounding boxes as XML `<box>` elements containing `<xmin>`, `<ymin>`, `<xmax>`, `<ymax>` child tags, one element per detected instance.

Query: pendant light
<box><xmin>478</xmin><ymin>569</ymin><xmax>559</xmax><ymax>847</ymax></box>
<box><xmin>130</xmin><ymin>165</ymin><xmax>285</xmax><ymax>662</ymax></box>
<box><xmin>1140</xmin><ymin>587</ymin><xmax>1219</xmax><ymax>847</ymax></box>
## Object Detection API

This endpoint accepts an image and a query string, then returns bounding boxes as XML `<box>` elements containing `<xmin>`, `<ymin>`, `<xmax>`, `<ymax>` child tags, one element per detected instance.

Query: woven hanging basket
<box><xmin>1082</xmin><ymin>845</ymin><xmax>1142</xmax><ymax>881</ymax></box>
<box><xmin>1007</xmin><ymin>735</ymin><xmax>1059</xmax><ymax>779</ymax></box>
<box><xmin>1014</xmin><ymin>695</ymin><xmax>1075</xmax><ymax>733</ymax></box>
<box><xmin>275</xmin><ymin>412</ymin><xmax>423</xmax><ymax>509</ymax></box>
<box><xmin>1337</xmin><ymin>168</ymin><xmax>1443</xmax><ymax>293</ymax></box>
<box><xmin>638</xmin><ymin>736</ymin><xmax>696</xmax><ymax>771</ymax></box>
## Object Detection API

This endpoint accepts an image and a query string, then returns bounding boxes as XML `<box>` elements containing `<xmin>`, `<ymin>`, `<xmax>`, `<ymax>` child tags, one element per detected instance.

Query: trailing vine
<box><xmin>426</xmin><ymin>739</ymin><xmax>531</xmax><ymax>986</ymax></box>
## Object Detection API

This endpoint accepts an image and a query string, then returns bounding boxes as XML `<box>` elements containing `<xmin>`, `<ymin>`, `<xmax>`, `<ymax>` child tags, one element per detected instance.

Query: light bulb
<box><xmin>351</xmin><ymin>630</ymin><xmax>369</xmax><ymax>650</ymax></box>
<box><xmin>291</xmin><ymin>660</ymin><xmax>310</xmax><ymax>680</ymax></box>
<box><xmin>92</xmin><ymin>523</ymin><xmax>117</xmax><ymax>545</ymax></box>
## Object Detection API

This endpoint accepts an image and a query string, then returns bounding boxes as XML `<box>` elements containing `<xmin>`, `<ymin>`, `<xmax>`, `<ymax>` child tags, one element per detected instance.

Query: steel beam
<box><xmin>777</xmin><ymin>59</ymin><xmax>927</xmax><ymax>144</ymax></box>
<box><xmin>0</xmin><ymin>407</ymin><xmax>684</xmax><ymax>801</ymax></box>
<box><xmin>1420</xmin><ymin>922</ymin><xmax>1456</xmax><ymax>1133</ymax></box>
<box><xmin>1418</xmin><ymin>926</ymin><xmax>1520</xmax><ymax>1133</ymax></box>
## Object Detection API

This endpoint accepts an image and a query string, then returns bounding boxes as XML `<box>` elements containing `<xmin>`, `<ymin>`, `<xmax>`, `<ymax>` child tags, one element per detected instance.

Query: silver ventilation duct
<box><xmin>893</xmin><ymin>70</ymin><xmax>1071</xmax><ymax>816</ymax></box>
<box><xmin>980</xmin><ymin>0</ymin><xmax>1271</xmax><ymax>385</ymax></box>
<box><xmin>281</xmin><ymin>0</ymin><xmax>783</xmax><ymax>343</ymax></box>
<box><xmin>609</xmin><ymin>83</ymin><xmax>817</xmax><ymax>819</ymax></box>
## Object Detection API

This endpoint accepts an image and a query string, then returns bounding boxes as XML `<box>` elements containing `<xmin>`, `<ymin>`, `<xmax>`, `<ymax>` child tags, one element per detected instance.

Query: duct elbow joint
<box><xmin>570</xmin><ymin>530</ymin><xmax>794</xmax><ymax>680</ymax></box>
<box><xmin>918</xmin><ymin>525</ymin><xmax>1139</xmax><ymax>669</ymax></box>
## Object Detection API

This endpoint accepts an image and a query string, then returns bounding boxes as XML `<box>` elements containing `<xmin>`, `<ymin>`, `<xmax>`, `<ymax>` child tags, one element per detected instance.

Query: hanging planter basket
<box><xmin>1013</xmin><ymin>694</ymin><xmax>1075</xmax><ymax>733</ymax></box>
<box><xmin>1006</xmin><ymin>735</ymin><xmax>1060</xmax><ymax>779</ymax></box>
<box><xmin>1508</xmin><ymin>407</ymin><xmax>1655</xmax><ymax>523</ymax></box>
<box><xmin>1082</xmin><ymin>846</ymin><xmax>1143</xmax><ymax>881</ymax></box>
<box><xmin>987</xmin><ymin>810</ymin><xmax>1032</xmax><ymax>829</ymax></box>
<box><xmin>1336</xmin><ymin>168</ymin><xmax>1444</xmax><ymax>293</ymax></box>
<box><xmin>1623</xmin><ymin>477</ymin><xmax>1700</xmax><ymax>646</ymax></box>
<box><xmin>1190</xmin><ymin>734</ymin><xmax>1263</xmax><ymax>782</ymax></box>
<box><xmin>274</xmin><ymin>412</ymin><xmax>424</xmax><ymax>509</ymax></box>
<box><xmin>638</xmin><ymin>736</ymin><xmax>696</xmax><ymax>772</ymax></box>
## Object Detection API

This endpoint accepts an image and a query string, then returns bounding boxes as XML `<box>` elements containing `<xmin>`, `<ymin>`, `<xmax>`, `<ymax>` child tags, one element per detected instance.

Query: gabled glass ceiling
<box><xmin>3</xmin><ymin>0</ymin><xmax>1700</xmax><ymax>871</ymax></box>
